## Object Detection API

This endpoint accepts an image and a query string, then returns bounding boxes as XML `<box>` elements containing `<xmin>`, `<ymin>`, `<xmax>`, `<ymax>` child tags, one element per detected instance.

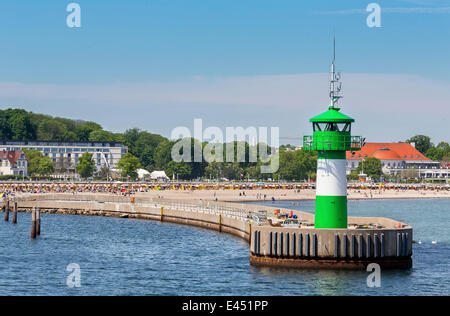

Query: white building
<box><xmin>0</xmin><ymin>150</ymin><xmax>28</xmax><ymax>176</ymax></box>
<box><xmin>346</xmin><ymin>142</ymin><xmax>447</xmax><ymax>179</ymax></box>
<box><xmin>0</xmin><ymin>141</ymin><xmax>127</xmax><ymax>172</ymax></box>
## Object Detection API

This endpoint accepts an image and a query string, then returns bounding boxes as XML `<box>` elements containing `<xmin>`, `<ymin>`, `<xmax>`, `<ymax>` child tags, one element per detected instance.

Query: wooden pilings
<box><xmin>2</xmin><ymin>198</ymin><xmax>17</xmax><ymax>224</ymax></box>
<box><xmin>12</xmin><ymin>201</ymin><xmax>17</xmax><ymax>224</ymax></box>
<box><xmin>2</xmin><ymin>200</ymin><xmax>40</xmax><ymax>238</ymax></box>
<box><xmin>36</xmin><ymin>208</ymin><xmax>41</xmax><ymax>236</ymax></box>
<box><xmin>4</xmin><ymin>199</ymin><xmax>9</xmax><ymax>222</ymax></box>
<box><xmin>31</xmin><ymin>207</ymin><xmax>37</xmax><ymax>239</ymax></box>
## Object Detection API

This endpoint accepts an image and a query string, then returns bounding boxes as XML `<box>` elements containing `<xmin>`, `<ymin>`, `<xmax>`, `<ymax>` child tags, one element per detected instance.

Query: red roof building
<box><xmin>346</xmin><ymin>142</ymin><xmax>443</xmax><ymax>178</ymax></box>
<box><xmin>347</xmin><ymin>143</ymin><xmax>430</xmax><ymax>161</ymax></box>
<box><xmin>0</xmin><ymin>150</ymin><xmax>28</xmax><ymax>176</ymax></box>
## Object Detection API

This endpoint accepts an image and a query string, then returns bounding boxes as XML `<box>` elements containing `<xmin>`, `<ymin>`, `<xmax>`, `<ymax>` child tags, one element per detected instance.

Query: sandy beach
<box><xmin>137</xmin><ymin>188</ymin><xmax>450</xmax><ymax>202</ymax></box>
<box><xmin>2</xmin><ymin>182</ymin><xmax>449</xmax><ymax>203</ymax></box>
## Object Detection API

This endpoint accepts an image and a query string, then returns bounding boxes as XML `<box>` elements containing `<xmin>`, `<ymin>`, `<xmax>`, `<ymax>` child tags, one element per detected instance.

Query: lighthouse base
<box><xmin>250</xmin><ymin>254</ymin><xmax>412</xmax><ymax>270</ymax></box>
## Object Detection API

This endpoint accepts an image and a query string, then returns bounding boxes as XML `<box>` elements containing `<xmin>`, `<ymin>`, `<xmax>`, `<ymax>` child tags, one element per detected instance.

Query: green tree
<box><xmin>347</xmin><ymin>170</ymin><xmax>359</xmax><ymax>181</ymax></box>
<box><xmin>357</xmin><ymin>157</ymin><xmax>382</xmax><ymax>179</ymax></box>
<box><xmin>38</xmin><ymin>156</ymin><xmax>54</xmax><ymax>175</ymax></box>
<box><xmin>133</xmin><ymin>131</ymin><xmax>167</xmax><ymax>169</ymax></box>
<box><xmin>112</xmin><ymin>133</ymin><xmax>125</xmax><ymax>143</ymax></box>
<box><xmin>23</xmin><ymin>149</ymin><xmax>43</xmax><ymax>175</ymax></box>
<box><xmin>205</xmin><ymin>162</ymin><xmax>223</xmax><ymax>179</ymax></box>
<box><xmin>221</xmin><ymin>162</ymin><xmax>244</xmax><ymax>180</ymax></box>
<box><xmin>8</xmin><ymin>109</ymin><xmax>35</xmax><ymax>140</ymax></box>
<box><xmin>23</xmin><ymin>149</ymin><xmax>54</xmax><ymax>175</ymax></box>
<box><xmin>245</xmin><ymin>164</ymin><xmax>260</xmax><ymax>180</ymax></box>
<box><xmin>98</xmin><ymin>166</ymin><xmax>111</xmax><ymax>180</ymax></box>
<box><xmin>75</xmin><ymin>152</ymin><xmax>95</xmax><ymax>179</ymax></box>
<box><xmin>425</xmin><ymin>142</ymin><xmax>450</xmax><ymax>161</ymax></box>
<box><xmin>89</xmin><ymin>130</ymin><xmax>115</xmax><ymax>142</ymax></box>
<box><xmin>123</xmin><ymin>128</ymin><xmax>141</xmax><ymax>154</ymax></box>
<box><xmin>165</xmin><ymin>161</ymin><xmax>192</xmax><ymax>180</ymax></box>
<box><xmin>275</xmin><ymin>150</ymin><xmax>297</xmax><ymax>180</ymax></box>
<box><xmin>62</xmin><ymin>130</ymin><xmax>78</xmax><ymax>141</ymax></box>
<box><xmin>406</xmin><ymin>135</ymin><xmax>433</xmax><ymax>155</ymax></box>
<box><xmin>117</xmin><ymin>153</ymin><xmax>141</xmax><ymax>180</ymax></box>
<box><xmin>75</xmin><ymin>121</ymin><xmax>102</xmax><ymax>141</ymax></box>
<box><xmin>274</xmin><ymin>148</ymin><xmax>316</xmax><ymax>181</ymax></box>
<box><xmin>37</xmin><ymin>119</ymin><xmax>67</xmax><ymax>141</ymax></box>
<box><xmin>443</xmin><ymin>153</ymin><xmax>450</xmax><ymax>162</ymax></box>
<box><xmin>154</xmin><ymin>140</ymin><xmax>174</xmax><ymax>170</ymax></box>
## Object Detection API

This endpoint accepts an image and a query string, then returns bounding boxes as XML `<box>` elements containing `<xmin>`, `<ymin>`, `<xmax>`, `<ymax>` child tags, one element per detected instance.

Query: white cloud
<box><xmin>0</xmin><ymin>73</ymin><xmax>448</xmax><ymax>111</ymax></box>
<box><xmin>0</xmin><ymin>73</ymin><xmax>449</xmax><ymax>143</ymax></box>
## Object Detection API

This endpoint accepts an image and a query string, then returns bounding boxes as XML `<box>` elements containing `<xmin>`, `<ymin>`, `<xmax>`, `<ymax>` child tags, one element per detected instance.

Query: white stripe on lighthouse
<box><xmin>316</xmin><ymin>159</ymin><xmax>347</xmax><ymax>196</ymax></box>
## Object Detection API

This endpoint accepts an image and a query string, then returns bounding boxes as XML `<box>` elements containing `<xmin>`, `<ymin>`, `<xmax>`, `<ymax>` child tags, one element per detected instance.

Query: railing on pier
<box><xmin>14</xmin><ymin>194</ymin><xmax>252</xmax><ymax>221</ymax></box>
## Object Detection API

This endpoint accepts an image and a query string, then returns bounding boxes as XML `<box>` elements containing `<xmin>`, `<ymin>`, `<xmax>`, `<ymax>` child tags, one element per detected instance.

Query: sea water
<box><xmin>0</xmin><ymin>198</ymin><xmax>448</xmax><ymax>295</ymax></box>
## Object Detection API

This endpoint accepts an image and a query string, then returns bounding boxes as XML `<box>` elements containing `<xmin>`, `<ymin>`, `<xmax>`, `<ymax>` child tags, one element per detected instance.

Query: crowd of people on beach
<box><xmin>0</xmin><ymin>182</ymin><xmax>448</xmax><ymax>198</ymax></box>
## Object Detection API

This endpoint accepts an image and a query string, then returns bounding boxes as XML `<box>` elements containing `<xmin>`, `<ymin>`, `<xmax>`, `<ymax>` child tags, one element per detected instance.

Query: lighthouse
<box><xmin>303</xmin><ymin>43</ymin><xmax>363</xmax><ymax>229</ymax></box>
<box><xmin>250</xmin><ymin>42</ymin><xmax>412</xmax><ymax>270</ymax></box>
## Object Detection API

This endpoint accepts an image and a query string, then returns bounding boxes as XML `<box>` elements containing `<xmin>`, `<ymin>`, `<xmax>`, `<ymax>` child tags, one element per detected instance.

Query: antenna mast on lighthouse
<box><xmin>329</xmin><ymin>37</ymin><xmax>343</xmax><ymax>110</ymax></box>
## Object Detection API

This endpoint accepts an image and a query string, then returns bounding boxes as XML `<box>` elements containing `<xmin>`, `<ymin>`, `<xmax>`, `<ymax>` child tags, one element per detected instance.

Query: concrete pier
<box><xmin>14</xmin><ymin>193</ymin><xmax>412</xmax><ymax>269</ymax></box>
<box><xmin>249</xmin><ymin>225</ymin><xmax>412</xmax><ymax>269</ymax></box>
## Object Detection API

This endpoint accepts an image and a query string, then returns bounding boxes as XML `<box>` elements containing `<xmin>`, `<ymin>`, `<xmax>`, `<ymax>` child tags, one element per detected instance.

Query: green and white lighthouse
<box><xmin>303</xmin><ymin>46</ymin><xmax>363</xmax><ymax>229</ymax></box>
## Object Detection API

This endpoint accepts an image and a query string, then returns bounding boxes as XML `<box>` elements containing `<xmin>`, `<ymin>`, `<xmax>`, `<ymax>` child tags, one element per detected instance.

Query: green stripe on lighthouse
<box><xmin>317</xmin><ymin>151</ymin><xmax>346</xmax><ymax>160</ymax></box>
<box><xmin>315</xmin><ymin>196</ymin><xmax>348</xmax><ymax>228</ymax></box>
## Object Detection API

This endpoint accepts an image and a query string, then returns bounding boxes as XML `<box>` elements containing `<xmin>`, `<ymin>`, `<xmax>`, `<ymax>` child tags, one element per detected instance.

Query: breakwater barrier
<box><xmin>1</xmin><ymin>194</ymin><xmax>412</xmax><ymax>269</ymax></box>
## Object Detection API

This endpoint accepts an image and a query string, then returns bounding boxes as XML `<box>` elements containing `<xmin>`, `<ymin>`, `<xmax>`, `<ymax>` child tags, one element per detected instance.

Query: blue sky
<box><xmin>0</xmin><ymin>0</ymin><xmax>449</xmax><ymax>145</ymax></box>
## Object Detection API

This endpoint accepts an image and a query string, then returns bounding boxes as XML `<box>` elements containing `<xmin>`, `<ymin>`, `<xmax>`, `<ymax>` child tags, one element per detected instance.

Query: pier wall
<box><xmin>249</xmin><ymin>226</ymin><xmax>412</xmax><ymax>269</ymax></box>
<box><xmin>6</xmin><ymin>193</ymin><xmax>413</xmax><ymax>269</ymax></box>
<box><xmin>13</xmin><ymin>194</ymin><xmax>252</xmax><ymax>241</ymax></box>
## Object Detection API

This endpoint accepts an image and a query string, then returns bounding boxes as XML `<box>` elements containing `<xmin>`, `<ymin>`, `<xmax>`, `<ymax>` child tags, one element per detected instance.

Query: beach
<box><xmin>1</xmin><ymin>182</ymin><xmax>449</xmax><ymax>202</ymax></box>
<box><xmin>137</xmin><ymin>188</ymin><xmax>450</xmax><ymax>202</ymax></box>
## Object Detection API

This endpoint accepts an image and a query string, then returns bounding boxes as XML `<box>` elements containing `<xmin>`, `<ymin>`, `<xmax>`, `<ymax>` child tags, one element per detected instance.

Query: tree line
<box><xmin>1</xmin><ymin>108</ymin><xmax>316</xmax><ymax>181</ymax></box>
<box><xmin>2</xmin><ymin>109</ymin><xmax>448</xmax><ymax>181</ymax></box>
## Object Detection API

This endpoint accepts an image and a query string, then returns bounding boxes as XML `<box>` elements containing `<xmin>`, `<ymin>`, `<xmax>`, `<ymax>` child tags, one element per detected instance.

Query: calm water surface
<box><xmin>0</xmin><ymin>198</ymin><xmax>448</xmax><ymax>295</ymax></box>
